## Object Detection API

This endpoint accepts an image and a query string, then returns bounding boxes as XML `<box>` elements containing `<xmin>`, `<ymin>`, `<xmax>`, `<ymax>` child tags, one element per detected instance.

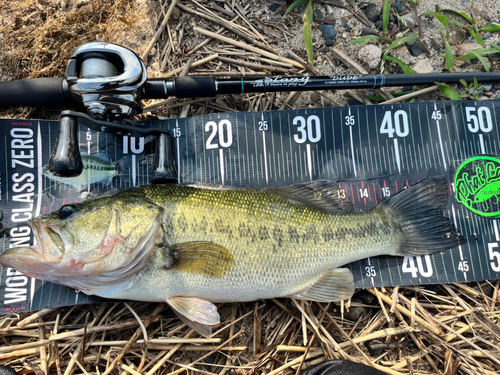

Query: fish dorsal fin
<box><xmin>288</xmin><ymin>268</ymin><xmax>355</xmax><ymax>302</ymax></box>
<box><xmin>272</xmin><ymin>181</ymin><xmax>354</xmax><ymax>213</ymax></box>
<box><xmin>166</xmin><ymin>241</ymin><xmax>234</xmax><ymax>277</ymax></box>
<box><xmin>166</xmin><ymin>296</ymin><xmax>219</xmax><ymax>337</ymax></box>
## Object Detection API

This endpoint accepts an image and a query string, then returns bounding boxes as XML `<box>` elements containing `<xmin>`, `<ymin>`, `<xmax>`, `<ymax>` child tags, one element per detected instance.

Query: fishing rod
<box><xmin>1</xmin><ymin>42</ymin><xmax>499</xmax><ymax>179</ymax></box>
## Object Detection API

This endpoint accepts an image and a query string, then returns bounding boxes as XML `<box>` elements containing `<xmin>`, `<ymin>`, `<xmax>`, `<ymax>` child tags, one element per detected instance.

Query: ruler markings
<box><xmin>268</xmin><ymin>153</ymin><xmax>273</xmax><ymax>181</ymax></box>
<box><xmin>409</xmin><ymin>104</ymin><xmax>418</xmax><ymax>173</ymax></box>
<box><xmin>356</xmin><ymin>106</ymin><xmax>365</xmax><ymax>176</ymax></box>
<box><xmin>261</xmin><ymin>123</ymin><xmax>268</xmax><ymax>184</ymax></box>
<box><xmin>434</xmin><ymin>102</ymin><xmax>447</xmax><ymax>171</ymax></box>
<box><xmin>279</xmin><ymin>114</ymin><xmax>285</xmax><ymax>182</ymax></box>
<box><xmin>451</xmin><ymin>205</ymin><xmax>467</xmax><ymax>281</ymax></box>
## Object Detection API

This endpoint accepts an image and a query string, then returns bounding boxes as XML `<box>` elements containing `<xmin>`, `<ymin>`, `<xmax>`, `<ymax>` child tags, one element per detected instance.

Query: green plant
<box><xmin>382</xmin><ymin>0</ymin><xmax>390</xmax><ymax>30</ymax></box>
<box><xmin>282</xmin><ymin>0</ymin><xmax>314</xmax><ymax>64</ymax></box>
<box><xmin>423</xmin><ymin>7</ymin><xmax>500</xmax><ymax>72</ymax></box>
<box><xmin>438</xmin><ymin>78</ymin><xmax>484</xmax><ymax>101</ymax></box>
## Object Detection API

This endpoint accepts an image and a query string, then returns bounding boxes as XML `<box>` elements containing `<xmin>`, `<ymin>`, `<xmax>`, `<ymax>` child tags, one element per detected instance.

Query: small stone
<box><xmin>319</xmin><ymin>24</ymin><xmax>337</xmax><ymax>40</ymax></box>
<box><xmin>402</xmin><ymin>85</ymin><xmax>414</xmax><ymax>92</ymax></box>
<box><xmin>171</xmin><ymin>6</ymin><xmax>181</xmax><ymax>20</ymax></box>
<box><xmin>325</xmin><ymin>39</ymin><xmax>334</xmax><ymax>46</ymax></box>
<box><xmin>302</xmin><ymin>360</ymin><xmax>386</xmax><ymax>375</ymax></box>
<box><xmin>358</xmin><ymin>2</ymin><xmax>370</xmax><ymax>10</ymax></box>
<box><xmin>482</xmin><ymin>84</ymin><xmax>493</xmax><ymax>91</ymax></box>
<box><xmin>388</xmin><ymin>21</ymin><xmax>395</xmax><ymax>30</ymax></box>
<box><xmin>269</xmin><ymin>3</ymin><xmax>279</xmax><ymax>11</ymax></box>
<box><xmin>344</xmin><ymin>298</ymin><xmax>369</xmax><ymax>321</ymax></box>
<box><xmin>449</xmin><ymin>29</ymin><xmax>466</xmax><ymax>44</ymax></box>
<box><xmin>413</xmin><ymin>59</ymin><xmax>434</xmax><ymax>73</ymax></box>
<box><xmin>318</xmin><ymin>46</ymin><xmax>330</xmax><ymax>53</ymax></box>
<box><xmin>314</xmin><ymin>9</ymin><xmax>323</xmax><ymax>19</ymax></box>
<box><xmin>456</xmin><ymin>42</ymin><xmax>483</xmax><ymax>56</ymax></box>
<box><xmin>375</xmin><ymin>20</ymin><xmax>383</xmax><ymax>30</ymax></box>
<box><xmin>310</xmin><ymin>92</ymin><xmax>321</xmax><ymax>103</ymax></box>
<box><xmin>493</xmin><ymin>83</ymin><xmax>500</xmax><ymax>91</ymax></box>
<box><xmin>483</xmin><ymin>33</ymin><xmax>493</xmax><ymax>40</ymax></box>
<box><xmin>358</xmin><ymin>44</ymin><xmax>382</xmax><ymax>69</ymax></box>
<box><xmin>396</xmin><ymin>65</ymin><xmax>404</xmax><ymax>74</ymax></box>
<box><xmin>365</xmin><ymin>340</ymin><xmax>386</xmax><ymax>356</ymax></box>
<box><xmin>428</xmin><ymin>37</ymin><xmax>441</xmax><ymax>50</ymax></box>
<box><xmin>410</xmin><ymin>43</ymin><xmax>423</xmax><ymax>57</ymax></box>
<box><xmin>406</xmin><ymin>37</ymin><xmax>416</xmax><ymax>46</ymax></box>
<box><xmin>0</xmin><ymin>367</ymin><xmax>17</xmax><ymax>375</ymax></box>
<box><xmin>355</xmin><ymin>290</ymin><xmax>376</xmax><ymax>305</ymax></box>
<box><xmin>365</xmin><ymin>3</ymin><xmax>381</xmax><ymax>22</ymax></box>
<box><xmin>360</xmin><ymin>27</ymin><xmax>379</xmax><ymax>36</ymax></box>
<box><xmin>391</xmin><ymin>1</ymin><xmax>403</xmax><ymax>13</ymax></box>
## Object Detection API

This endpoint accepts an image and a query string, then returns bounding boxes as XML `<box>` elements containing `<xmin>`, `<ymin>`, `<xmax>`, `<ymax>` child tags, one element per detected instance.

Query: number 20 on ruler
<box><xmin>205</xmin><ymin>120</ymin><xmax>233</xmax><ymax>149</ymax></box>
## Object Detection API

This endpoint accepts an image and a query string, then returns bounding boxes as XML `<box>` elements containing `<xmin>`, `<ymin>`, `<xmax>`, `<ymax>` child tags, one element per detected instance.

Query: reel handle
<box><xmin>48</xmin><ymin>114</ymin><xmax>83</xmax><ymax>178</ymax></box>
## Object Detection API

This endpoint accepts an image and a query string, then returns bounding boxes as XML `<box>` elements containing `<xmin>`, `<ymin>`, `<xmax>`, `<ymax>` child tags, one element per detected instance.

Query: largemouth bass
<box><xmin>1</xmin><ymin>178</ymin><xmax>465</xmax><ymax>336</ymax></box>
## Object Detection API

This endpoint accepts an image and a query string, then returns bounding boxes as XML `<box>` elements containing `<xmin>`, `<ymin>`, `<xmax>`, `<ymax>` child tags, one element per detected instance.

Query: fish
<box><xmin>43</xmin><ymin>153</ymin><xmax>128</xmax><ymax>190</ymax></box>
<box><xmin>1</xmin><ymin>177</ymin><xmax>465</xmax><ymax>336</ymax></box>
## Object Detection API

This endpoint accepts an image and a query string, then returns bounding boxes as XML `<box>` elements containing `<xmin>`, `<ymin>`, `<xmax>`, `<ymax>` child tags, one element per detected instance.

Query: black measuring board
<box><xmin>1</xmin><ymin>98</ymin><xmax>500</xmax><ymax>312</ymax></box>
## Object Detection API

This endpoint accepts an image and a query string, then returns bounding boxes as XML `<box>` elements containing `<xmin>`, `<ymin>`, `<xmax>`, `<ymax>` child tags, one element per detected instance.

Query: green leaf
<box><xmin>382</xmin><ymin>56</ymin><xmax>416</xmax><ymax>73</ymax></box>
<box><xmin>480</xmin><ymin>23</ymin><xmax>500</xmax><ymax>32</ymax></box>
<box><xmin>490</xmin><ymin>43</ymin><xmax>500</xmax><ymax>52</ymax></box>
<box><xmin>458</xmin><ymin>48</ymin><xmax>499</xmax><ymax>60</ymax></box>
<box><xmin>383</xmin><ymin>0</ymin><xmax>390</xmax><ymax>31</ymax></box>
<box><xmin>422</xmin><ymin>12</ymin><xmax>449</xmax><ymax>37</ymax></box>
<box><xmin>441</xmin><ymin>8</ymin><xmax>475</xmax><ymax>25</ymax></box>
<box><xmin>466</xmin><ymin>27</ymin><xmax>485</xmax><ymax>46</ymax></box>
<box><xmin>445</xmin><ymin>39</ymin><xmax>454</xmax><ymax>71</ymax></box>
<box><xmin>349</xmin><ymin>35</ymin><xmax>381</xmax><ymax>44</ymax></box>
<box><xmin>439</xmin><ymin>84</ymin><xmax>462</xmax><ymax>100</ymax></box>
<box><xmin>449</xmin><ymin>19</ymin><xmax>463</xmax><ymax>27</ymax></box>
<box><xmin>303</xmin><ymin>0</ymin><xmax>314</xmax><ymax>64</ymax></box>
<box><xmin>281</xmin><ymin>0</ymin><xmax>308</xmax><ymax>21</ymax></box>
<box><xmin>470</xmin><ymin>50</ymin><xmax>490</xmax><ymax>72</ymax></box>
<box><xmin>385</xmin><ymin>34</ymin><xmax>418</xmax><ymax>53</ymax></box>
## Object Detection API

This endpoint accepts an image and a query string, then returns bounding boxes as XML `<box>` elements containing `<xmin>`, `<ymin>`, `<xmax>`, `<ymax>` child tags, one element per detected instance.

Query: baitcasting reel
<box><xmin>52</xmin><ymin>42</ymin><xmax>176</xmax><ymax>181</ymax></box>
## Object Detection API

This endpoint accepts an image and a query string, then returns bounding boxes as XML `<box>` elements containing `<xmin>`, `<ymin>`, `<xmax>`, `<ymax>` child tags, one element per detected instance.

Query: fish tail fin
<box><xmin>379</xmin><ymin>177</ymin><xmax>466</xmax><ymax>256</ymax></box>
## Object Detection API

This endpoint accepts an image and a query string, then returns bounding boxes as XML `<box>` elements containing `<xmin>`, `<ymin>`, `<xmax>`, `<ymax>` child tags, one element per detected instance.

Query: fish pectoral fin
<box><xmin>167</xmin><ymin>241</ymin><xmax>234</xmax><ymax>277</ymax></box>
<box><xmin>288</xmin><ymin>268</ymin><xmax>355</xmax><ymax>302</ymax></box>
<box><xmin>166</xmin><ymin>297</ymin><xmax>219</xmax><ymax>337</ymax></box>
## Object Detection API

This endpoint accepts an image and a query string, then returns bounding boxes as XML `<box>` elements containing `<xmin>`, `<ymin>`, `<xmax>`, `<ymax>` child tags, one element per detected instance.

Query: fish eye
<box><xmin>59</xmin><ymin>204</ymin><xmax>77</xmax><ymax>219</ymax></box>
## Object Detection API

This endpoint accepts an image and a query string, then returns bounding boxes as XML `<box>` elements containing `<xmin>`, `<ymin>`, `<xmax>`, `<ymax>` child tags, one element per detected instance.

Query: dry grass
<box><xmin>2</xmin><ymin>283</ymin><xmax>500</xmax><ymax>374</ymax></box>
<box><xmin>1</xmin><ymin>1</ymin><xmax>500</xmax><ymax>374</ymax></box>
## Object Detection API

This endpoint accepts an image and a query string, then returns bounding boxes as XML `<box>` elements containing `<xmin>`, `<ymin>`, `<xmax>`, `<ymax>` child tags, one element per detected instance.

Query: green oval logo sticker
<box><xmin>455</xmin><ymin>156</ymin><xmax>500</xmax><ymax>218</ymax></box>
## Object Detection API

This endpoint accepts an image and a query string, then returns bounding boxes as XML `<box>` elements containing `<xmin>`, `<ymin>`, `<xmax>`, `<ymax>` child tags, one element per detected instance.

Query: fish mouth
<box><xmin>0</xmin><ymin>219</ymin><xmax>67</xmax><ymax>273</ymax></box>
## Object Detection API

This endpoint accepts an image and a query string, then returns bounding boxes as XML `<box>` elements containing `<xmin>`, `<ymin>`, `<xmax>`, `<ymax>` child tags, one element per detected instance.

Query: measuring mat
<box><xmin>1</xmin><ymin>98</ymin><xmax>500</xmax><ymax>312</ymax></box>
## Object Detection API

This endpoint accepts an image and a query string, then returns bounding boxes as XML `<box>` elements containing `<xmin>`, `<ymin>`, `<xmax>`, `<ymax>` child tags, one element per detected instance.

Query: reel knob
<box><xmin>152</xmin><ymin>132</ymin><xmax>178</xmax><ymax>183</ymax></box>
<box><xmin>48</xmin><ymin>114</ymin><xmax>83</xmax><ymax>177</ymax></box>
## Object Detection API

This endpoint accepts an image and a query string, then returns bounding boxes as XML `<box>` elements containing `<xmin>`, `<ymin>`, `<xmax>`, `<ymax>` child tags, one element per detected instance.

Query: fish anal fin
<box><xmin>288</xmin><ymin>268</ymin><xmax>355</xmax><ymax>302</ymax></box>
<box><xmin>166</xmin><ymin>296</ymin><xmax>219</xmax><ymax>337</ymax></box>
<box><xmin>167</xmin><ymin>241</ymin><xmax>234</xmax><ymax>277</ymax></box>
<box><xmin>274</xmin><ymin>181</ymin><xmax>354</xmax><ymax>213</ymax></box>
